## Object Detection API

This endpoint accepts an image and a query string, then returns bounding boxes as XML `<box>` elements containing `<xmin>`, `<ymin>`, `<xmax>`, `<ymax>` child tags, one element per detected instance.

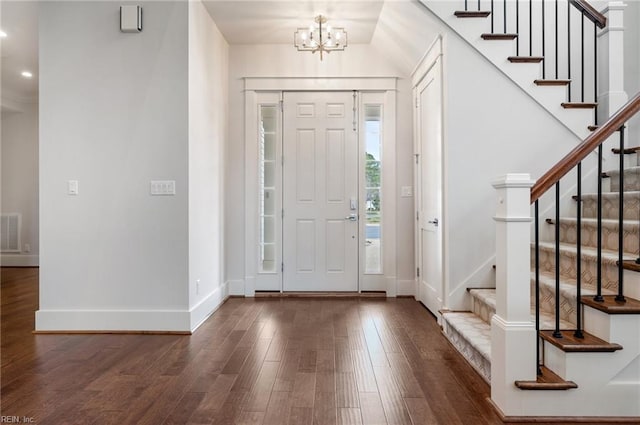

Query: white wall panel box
<box><xmin>120</xmin><ymin>6</ymin><xmax>142</xmax><ymax>33</ymax></box>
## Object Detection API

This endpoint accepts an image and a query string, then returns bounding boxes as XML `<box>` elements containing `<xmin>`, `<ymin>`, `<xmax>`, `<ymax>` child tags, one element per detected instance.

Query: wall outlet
<box><xmin>24</xmin><ymin>243</ymin><xmax>31</xmax><ymax>253</ymax></box>
<box><xmin>196</xmin><ymin>279</ymin><xmax>200</xmax><ymax>295</ymax></box>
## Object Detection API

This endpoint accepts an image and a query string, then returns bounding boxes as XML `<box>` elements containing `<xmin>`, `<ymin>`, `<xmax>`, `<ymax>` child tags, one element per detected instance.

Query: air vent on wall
<box><xmin>1</xmin><ymin>214</ymin><xmax>21</xmax><ymax>253</ymax></box>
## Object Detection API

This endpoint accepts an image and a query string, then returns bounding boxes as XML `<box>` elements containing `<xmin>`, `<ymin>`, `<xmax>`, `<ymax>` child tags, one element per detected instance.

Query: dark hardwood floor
<box><xmin>0</xmin><ymin>267</ymin><xmax>600</xmax><ymax>425</ymax></box>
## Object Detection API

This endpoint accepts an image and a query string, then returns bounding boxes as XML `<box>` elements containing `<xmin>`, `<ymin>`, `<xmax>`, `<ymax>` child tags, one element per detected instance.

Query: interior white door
<box><xmin>283</xmin><ymin>91</ymin><xmax>358</xmax><ymax>292</ymax></box>
<box><xmin>416</xmin><ymin>59</ymin><xmax>444</xmax><ymax>316</ymax></box>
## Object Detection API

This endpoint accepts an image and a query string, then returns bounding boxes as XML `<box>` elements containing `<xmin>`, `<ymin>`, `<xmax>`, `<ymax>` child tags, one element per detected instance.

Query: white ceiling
<box><xmin>202</xmin><ymin>1</ymin><xmax>385</xmax><ymax>44</ymax></box>
<box><xmin>0</xmin><ymin>1</ymin><xmax>439</xmax><ymax>101</ymax></box>
<box><xmin>1</xmin><ymin>1</ymin><xmax>39</xmax><ymax>102</ymax></box>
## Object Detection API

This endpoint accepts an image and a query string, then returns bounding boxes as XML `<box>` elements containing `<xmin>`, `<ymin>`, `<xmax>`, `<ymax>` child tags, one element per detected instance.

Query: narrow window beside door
<box><xmin>365</xmin><ymin>105</ymin><xmax>382</xmax><ymax>274</ymax></box>
<box><xmin>259</xmin><ymin>105</ymin><xmax>278</xmax><ymax>273</ymax></box>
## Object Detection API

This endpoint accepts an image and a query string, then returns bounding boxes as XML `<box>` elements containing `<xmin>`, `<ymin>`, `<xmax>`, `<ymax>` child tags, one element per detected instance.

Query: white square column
<box><xmin>491</xmin><ymin>174</ymin><xmax>537</xmax><ymax>415</ymax></box>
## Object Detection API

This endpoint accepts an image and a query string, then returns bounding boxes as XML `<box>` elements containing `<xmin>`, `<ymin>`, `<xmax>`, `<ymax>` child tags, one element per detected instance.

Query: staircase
<box><xmin>419</xmin><ymin>0</ymin><xmax>640</xmax><ymax>419</ymax></box>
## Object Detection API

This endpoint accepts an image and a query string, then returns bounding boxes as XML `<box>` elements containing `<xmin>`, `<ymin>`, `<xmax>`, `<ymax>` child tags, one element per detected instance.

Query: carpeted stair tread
<box><xmin>469</xmin><ymin>288</ymin><xmax>574</xmax><ymax>329</ymax></box>
<box><xmin>537</xmin><ymin>241</ymin><xmax>636</xmax><ymax>265</ymax></box>
<box><xmin>442</xmin><ymin>312</ymin><xmax>492</xmax><ymax>359</ymax></box>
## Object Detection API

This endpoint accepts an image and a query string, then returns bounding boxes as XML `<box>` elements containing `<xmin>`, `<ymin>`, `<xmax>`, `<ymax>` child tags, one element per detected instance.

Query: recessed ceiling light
<box><xmin>0</xmin><ymin>30</ymin><xmax>7</xmax><ymax>38</ymax></box>
<box><xmin>21</xmin><ymin>71</ymin><xmax>33</xmax><ymax>79</ymax></box>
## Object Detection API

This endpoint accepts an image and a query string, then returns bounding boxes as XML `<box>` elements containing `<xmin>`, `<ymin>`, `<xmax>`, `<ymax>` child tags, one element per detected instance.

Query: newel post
<box><xmin>490</xmin><ymin>174</ymin><xmax>537</xmax><ymax>416</ymax></box>
<box><xmin>598</xmin><ymin>1</ymin><xmax>628</xmax><ymax>123</ymax></box>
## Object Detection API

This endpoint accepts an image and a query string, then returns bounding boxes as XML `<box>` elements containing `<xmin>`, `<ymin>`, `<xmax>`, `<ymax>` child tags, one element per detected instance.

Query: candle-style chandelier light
<box><xmin>294</xmin><ymin>15</ymin><xmax>348</xmax><ymax>61</ymax></box>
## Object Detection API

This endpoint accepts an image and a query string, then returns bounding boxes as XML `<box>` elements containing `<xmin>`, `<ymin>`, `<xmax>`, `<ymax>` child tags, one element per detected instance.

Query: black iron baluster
<box><xmin>554</xmin><ymin>182</ymin><xmax>563</xmax><ymax>338</ymax></box>
<box><xmin>516</xmin><ymin>0</ymin><xmax>520</xmax><ymax>55</ymax></box>
<box><xmin>575</xmin><ymin>162</ymin><xmax>584</xmax><ymax>338</ymax></box>
<box><xmin>465</xmin><ymin>0</ymin><xmax>469</xmax><ymax>11</ymax></box>
<box><xmin>504</xmin><ymin>0</ymin><xmax>507</xmax><ymax>33</ymax></box>
<box><xmin>535</xmin><ymin>200</ymin><xmax>542</xmax><ymax>375</ymax></box>
<box><xmin>595</xmin><ymin>144</ymin><xmax>604</xmax><ymax>302</ymax></box>
<box><xmin>478</xmin><ymin>0</ymin><xmax>481</xmax><ymax>11</ymax></box>
<box><xmin>581</xmin><ymin>15</ymin><xmax>585</xmax><ymax>102</ymax></box>
<box><xmin>568</xmin><ymin>2</ymin><xmax>572</xmax><ymax>101</ymax></box>
<box><xmin>542</xmin><ymin>0</ymin><xmax>546</xmax><ymax>78</ymax></box>
<box><xmin>594</xmin><ymin>22</ymin><xmax>598</xmax><ymax>125</ymax></box>
<box><xmin>617</xmin><ymin>126</ymin><xmax>627</xmax><ymax>302</ymax></box>
<box><xmin>555</xmin><ymin>0</ymin><xmax>558</xmax><ymax>79</ymax></box>
<box><xmin>529</xmin><ymin>0</ymin><xmax>533</xmax><ymax>56</ymax></box>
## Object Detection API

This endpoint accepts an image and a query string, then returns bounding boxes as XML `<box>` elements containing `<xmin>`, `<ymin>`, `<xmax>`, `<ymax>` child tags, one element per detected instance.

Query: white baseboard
<box><xmin>35</xmin><ymin>308</ymin><xmax>191</xmax><ymax>332</ymax></box>
<box><xmin>397</xmin><ymin>280</ymin><xmax>415</xmax><ymax>297</ymax></box>
<box><xmin>386</xmin><ymin>276</ymin><xmax>397</xmax><ymax>297</ymax></box>
<box><xmin>1</xmin><ymin>254</ymin><xmax>39</xmax><ymax>267</ymax></box>
<box><xmin>228</xmin><ymin>279</ymin><xmax>245</xmax><ymax>296</ymax></box>
<box><xmin>190</xmin><ymin>281</ymin><xmax>228</xmax><ymax>332</ymax></box>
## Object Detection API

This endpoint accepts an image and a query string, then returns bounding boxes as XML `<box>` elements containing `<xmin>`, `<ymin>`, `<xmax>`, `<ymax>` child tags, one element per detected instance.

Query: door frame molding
<box><xmin>412</xmin><ymin>36</ymin><xmax>448</xmax><ymax>312</ymax></box>
<box><xmin>243</xmin><ymin>77</ymin><xmax>397</xmax><ymax>297</ymax></box>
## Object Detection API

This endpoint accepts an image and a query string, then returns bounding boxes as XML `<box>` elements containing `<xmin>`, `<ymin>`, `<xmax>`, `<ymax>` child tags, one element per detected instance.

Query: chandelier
<box><xmin>294</xmin><ymin>15</ymin><xmax>348</xmax><ymax>61</ymax></box>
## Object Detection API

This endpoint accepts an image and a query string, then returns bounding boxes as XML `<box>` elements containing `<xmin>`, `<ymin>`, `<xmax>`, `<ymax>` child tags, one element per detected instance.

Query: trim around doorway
<box><xmin>243</xmin><ymin>77</ymin><xmax>398</xmax><ymax>297</ymax></box>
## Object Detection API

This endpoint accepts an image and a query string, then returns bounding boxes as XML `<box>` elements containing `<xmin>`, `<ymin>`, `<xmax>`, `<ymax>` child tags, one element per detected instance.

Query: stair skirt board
<box><xmin>442</xmin><ymin>312</ymin><xmax>491</xmax><ymax>383</ymax></box>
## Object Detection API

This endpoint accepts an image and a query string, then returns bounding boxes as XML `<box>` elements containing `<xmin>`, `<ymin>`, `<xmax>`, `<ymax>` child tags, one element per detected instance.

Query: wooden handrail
<box><xmin>570</xmin><ymin>0</ymin><xmax>607</xmax><ymax>29</ymax></box>
<box><xmin>531</xmin><ymin>92</ymin><xmax>640</xmax><ymax>203</ymax></box>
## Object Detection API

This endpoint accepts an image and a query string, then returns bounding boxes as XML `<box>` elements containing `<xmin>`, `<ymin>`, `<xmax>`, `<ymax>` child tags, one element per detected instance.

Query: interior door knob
<box><xmin>428</xmin><ymin>218</ymin><xmax>439</xmax><ymax>226</ymax></box>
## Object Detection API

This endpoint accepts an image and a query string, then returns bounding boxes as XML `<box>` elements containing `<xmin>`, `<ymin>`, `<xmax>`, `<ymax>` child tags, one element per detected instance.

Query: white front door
<box><xmin>282</xmin><ymin>91</ymin><xmax>359</xmax><ymax>291</ymax></box>
<box><xmin>416</xmin><ymin>59</ymin><xmax>444</xmax><ymax>316</ymax></box>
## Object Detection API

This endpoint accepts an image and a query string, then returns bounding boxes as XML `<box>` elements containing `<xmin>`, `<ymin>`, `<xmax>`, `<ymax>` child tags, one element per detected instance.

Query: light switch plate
<box><xmin>401</xmin><ymin>186</ymin><xmax>413</xmax><ymax>197</ymax></box>
<box><xmin>68</xmin><ymin>180</ymin><xmax>79</xmax><ymax>195</ymax></box>
<box><xmin>150</xmin><ymin>180</ymin><xmax>176</xmax><ymax>196</ymax></box>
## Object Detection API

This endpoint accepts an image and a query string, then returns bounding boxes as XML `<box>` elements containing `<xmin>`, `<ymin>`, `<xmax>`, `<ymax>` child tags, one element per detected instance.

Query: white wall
<box><xmin>624</xmin><ymin>0</ymin><xmax>640</xmax><ymax>145</ymax></box>
<box><xmin>188</xmin><ymin>0</ymin><xmax>229</xmax><ymax>330</ymax></box>
<box><xmin>443</xmin><ymin>33</ymin><xmax>588</xmax><ymax>309</ymax></box>
<box><xmin>1</xmin><ymin>101</ymin><xmax>39</xmax><ymax>266</ymax></box>
<box><xmin>37</xmin><ymin>1</ymin><xmax>191</xmax><ymax>331</ymax></box>
<box><xmin>226</xmin><ymin>42</ymin><xmax>419</xmax><ymax>290</ymax></box>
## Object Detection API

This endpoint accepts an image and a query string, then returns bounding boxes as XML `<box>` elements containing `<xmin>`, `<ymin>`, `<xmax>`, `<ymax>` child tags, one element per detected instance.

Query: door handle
<box><xmin>345</xmin><ymin>214</ymin><xmax>358</xmax><ymax>221</ymax></box>
<box><xmin>428</xmin><ymin>218</ymin><xmax>439</xmax><ymax>226</ymax></box>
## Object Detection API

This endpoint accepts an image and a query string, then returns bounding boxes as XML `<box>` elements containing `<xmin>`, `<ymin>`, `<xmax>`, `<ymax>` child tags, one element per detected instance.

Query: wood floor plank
<box><xmin>236</xmin><ymin>410</ymin><xmax>266</xmax><ymax>425</ymax></box>
<box><xmin>273</xmin><ymin>348</ymin><xmax>301</xmax><ymax>392</ymax></box>
<box><xmin>263</xmin><ymin>391</ymin><xmax>292</xmax><ymax>425</ymax></box>
<box><xmin>291</xmin><ymin>372</ymin><xmax>317</xmax><ymax>408</ymax></box>
<box><xmin>298</xmin><ymin>348</ymin><xmax>318</xmax><ymax>372</ymax></box>
<box><xmin>184</xmin><ymin>374</ymin><xmax>237</xmax><ymax>424</ymax></box>
<box><xmin>338</xmin><ymin>408</ymin><xmax>364</xmax><ymax>425</ymax></box>
<box><xmin>336</xmin><ymin>372</ymin><xmax>359</xmax><ymax>408</ymax></box>
<box><xmin>362</xmin><ymin>320</ymin><xmax>389</xmax><ymax>368</ymax></box>
<box><xmin>163</xmin><ymin>391</ymin><xmax>206</xmax><ymax>425</ymax></box>
<box><xmin>316</xmin><ymin>371</ymin><xmax>336</xmax><ymax>393</ymax></box>
<box><xmin>359</xmin><ymin>392</ymin><xmax>387</xmax><ymax>425</ymax></box>
<box><xmin>244</xmin><ymin>361</ymin><xmax>280</xmax><ymax>412</ymax></box>
<box><xmin>314</xmin><ymin>390</ymin><xmax>338</xmax><ymax>425</ymax></box>
<box><xmin>385</xmin><ymin>352</ymin><xmax>424</xmax><ymax>398</ymax></box>
<box><xmin>403</xmin><ymin>397</ymin><xmax>438</xmax><ymax>425</ymax></box>
<box><xmin>372</xmin><ymin>366</ymin><xmax>412</xmax><ymax>425</ymax></box>
<box><xmin>2</xmin><ymin>269</ymin><xmax>526</xmax><ymax>425</ymax></box>
<box><xmin>317</xmin><ymin>349</ymin><xmax>335</xmax><ymax>372</ymax></box>
<box><xmin>335</xmin><ymin>337</ymin><xmax>353</xmax><ymax>373</ymax></box>
<box><xmin>289</xmin><ymin>406</ymin><xmax>313</xmax><ymax>425</ymax></box>
<box><xmin>351</xmin><ymin>350</ymin><xmax>378</xmax><ymax>393</ymax></box>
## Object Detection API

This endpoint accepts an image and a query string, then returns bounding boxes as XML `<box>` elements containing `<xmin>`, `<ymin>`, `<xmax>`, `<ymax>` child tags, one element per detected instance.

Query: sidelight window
<box><xmin>364</xmin><ymin>105</ymin><xmax>382</xmax><ymax>274</ymax></box>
